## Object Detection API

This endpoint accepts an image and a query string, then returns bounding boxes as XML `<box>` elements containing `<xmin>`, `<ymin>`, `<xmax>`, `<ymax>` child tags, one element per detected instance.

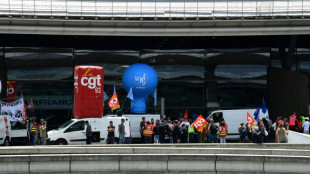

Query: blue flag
<box><xmin>103</xmin><ymin>91</ymin><xmax>109</xmax><ymax>101</ymax></box>
<box><xmin>254</xmin><ymin>106</ymin><xmax>260</xmax><ymax>122</ymax></box>
<box><xmin>193</xmin><ymin>113</ymin><xmax>199</xmax><ymax>122</ymax></box>
<box><xmin>262</xmin><ymin>97</ymin><xmax>267</xmax><ymax>114</ymax></box>
<box><xmin>127</xmin><ymin>87</ymin><xmax>134</xmax><ymax>101</ymax></box>
<box><xmin>153</xmin><ymin>89</ymin><xmax>157</xmax><ymax>106</ymax></box>
<box><xmin>113</xmin><ymin>85</ymin><xmax>116</xmax><ymax>94</ymax></box>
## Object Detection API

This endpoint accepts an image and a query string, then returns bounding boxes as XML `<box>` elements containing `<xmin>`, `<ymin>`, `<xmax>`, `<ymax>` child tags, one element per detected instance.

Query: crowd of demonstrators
<box><xmin>238</xmin><ymin>112</ymin><xmax>310</xmax><ymax>144</ymax></box>
<box><xmin>136</xmin><ymin>115</ymin><xmax>230</xmax><ymax>144</ymax></box>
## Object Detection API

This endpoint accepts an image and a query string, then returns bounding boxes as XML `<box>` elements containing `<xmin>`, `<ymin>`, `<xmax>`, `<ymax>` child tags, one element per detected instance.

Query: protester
<box><xmin>252</xmin><ymin>126</ymin><xmax>263</xmax><ymax>143</ymax></box>
<box><xmin>276</xmin><ymin>123</ymin><xmax>287</xmax><ymax>143</ymax></box>
<box><xmin>153</xmin><ymin>120</ymin><xmax>160</xmax><ymax>144</ymax></box>
<box><xmin>180</xmin><ymin>124</ymin><xmax>189</xmax><ymax>143</ymax></box>
<box><xmin>39</xmin><ymin>119</ymin><xmax>44</xmax><ymax>144</ymax></box>
<box><xmin>238</xmin><ymin>122</ymin><xmax>247</xmax><ymax>143</ymax></box>
<box><xmin>200</xmin><ymin>126</ymin><xmax>207</xmax><ymax>143</ymax></box>
<box><xmin>29</xmin><ymin>118</ymin><xmax>37</xmax><ymax>146</ymax></box>
<box><xmin>118</xmin><ymin>119</ymin><xmax>126</xmax><ymax>144</ymax></box>
<box><xmin>107</xmin><ymin>121</ymin><xmax>115</xmax><ymax>144</ymax></box>
<box><xmin>159</xmin><ymin>120</ymin><xmax>170</xmax><ymax>143</ymax></box>
<box><xmin>139</xmin><ymin>117</ymin><xmax>146</xmax><ymax>143</ymax></box>
<box><xmin>295</xmin><ymin>116</ymin><xmax>302</xmax><ymax>133</ymax></box>
<box><xmin>302</xmin><ymin>117</ymin><xmax>310</xmax><ymax>134</ymax></box>
<box><xmin>289</xmin><ymin>112</ymin><xmax>297</xmax><ymax>131</ymax></box>
<box><xmin>85</xmin><ymin>121</ymin><xmax>92</xmax><ymax>145</ymax></box>
<box><xmin>171</xmin><ymin>121</ymin><xmax>181</xmax><ymax>143</ymax></box>
<box><xmin>143</xmin><ymin>121</ymin><xmax>153</xmax><ymax>144</ymax></box>
<box><xmin>39</xmin><ymin>121</ymin><xmax>47</xmax><ymax>145</ymax></box>
<box><xmin>219</xmin><ymin>122</ymin><xmax>227</xmax><ymax>143</ymax></box>
<box><xmin>208</xmin><ymin>119</ymin><xmax>218</xmax><ymax>143</ymax></box>
<box><xmin>151</xmin><ymin>118</ymin><xmax>155</xmax><ymax>143</ymax></box>
<box><xmin>188</xmin><ymin>119</ymin><xmax>195</xmax><ymax>143</ymax></box>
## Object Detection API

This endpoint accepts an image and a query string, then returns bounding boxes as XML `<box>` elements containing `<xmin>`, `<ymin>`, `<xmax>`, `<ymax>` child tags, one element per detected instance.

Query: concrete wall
<box><xmin>0</xmin><ymin>145</ymin><xmax>310</xmax><ymax>173</ymax></box>
<box><xmin>0</xmin><ymin>153</ymin><xmax>310</xmax><ymax>174</ymax></box>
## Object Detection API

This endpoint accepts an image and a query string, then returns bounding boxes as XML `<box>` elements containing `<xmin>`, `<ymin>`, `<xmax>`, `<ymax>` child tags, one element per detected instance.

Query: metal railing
<box><xmin>0</xmin><ymin>0</ymin><xmax>309</xmax><ymax>18</ymax></box>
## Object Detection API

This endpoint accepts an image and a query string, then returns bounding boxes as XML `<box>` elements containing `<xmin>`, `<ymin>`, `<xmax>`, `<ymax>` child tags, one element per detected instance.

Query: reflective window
<box><xmin>206</xmin><ymin>48</ymin><xmax>269</xmax><ymax>110</ymax></box>
<box><xmin>5</xmin><ymin>47</ymin><xmax>73</xmax><ymax>81</ymax></box>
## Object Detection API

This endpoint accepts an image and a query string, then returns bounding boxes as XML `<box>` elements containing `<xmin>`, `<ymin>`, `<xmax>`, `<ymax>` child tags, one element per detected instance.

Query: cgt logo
<box><xmin>7</xmin><ymin>88</ymin><xmax>14</xmax><ymax>95</ymax></box>
<box><xmin>81</xmin><ymin>75</ymin><xmax>102</xmax><ymax>90</ymax></box>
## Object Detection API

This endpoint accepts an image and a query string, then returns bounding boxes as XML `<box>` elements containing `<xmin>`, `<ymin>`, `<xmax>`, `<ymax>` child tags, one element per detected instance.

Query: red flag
<box><xmin>108</xmin><ymin>92</ymin><xmax>120</xmax><ymax>111</ymax></box>
<box><xmin>27</xmin><ymin>98</ymin><xmax>34</xmax><ymax>110</ymax></box>
<box><xmin>247</xmin><ymin>112</ymin><xmax>256</xmax><ymax>133</ymax></box>
<box><xmin>7</xmin><ymin>81</ymin><xmax>17</xmax><ymax>103</ymax></box>
<box><xmin>21</xmin><ymin>91</ymin><xmax>27</xmax><ymax>124</ymax></box>
<box><xmin>183</xmin><ymin>109</ymin><xmax>188</xmax><ymax>120</ymax></box>
<box><xmin>192</xmin><ymin>115</ymin><xmax>208</xmax><ymax>132</ymax></box>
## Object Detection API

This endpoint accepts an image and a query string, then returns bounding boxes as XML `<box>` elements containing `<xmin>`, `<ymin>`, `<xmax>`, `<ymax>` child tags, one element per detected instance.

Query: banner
<box><xmin>108</xmin><ymin>92</ymin><xmax>120</xmax><ymax>111</ymax></box>
<box><xmin>73</xmin><ymin>66</ymin><xmax>104</xmax><ymax>118</ymax></box>
<box><xmin>247</xmin><ymin>112</ymin><xmax>256</xmax><ymax>133</ymax></box>
<box><xmin>0</xmin><ymin>98</ymin><xmax>25</xmax><ymax>122</ymax></box>
<box><xmin>192</xmin><ymin>115</ymin><xmax>208</xmax><ymax>132</ymax></box>
<box><xmin>7</xmin><ymin>81</ymin><xmax>17</xmax><ymax>103</ymax></box>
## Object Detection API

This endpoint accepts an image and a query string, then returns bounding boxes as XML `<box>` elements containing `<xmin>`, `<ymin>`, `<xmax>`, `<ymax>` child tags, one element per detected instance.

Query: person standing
<box><xmin>302</xmin><ymin>117</ymin><xmax>310</xmax><ymax>134</ymax></box>
<box><xmin>118</xmin><ymin>119</ymin><xmax>126</xmax><ymax>144</ymax></box>
<box><xmin>85</xmin><ymin>121</ymin><xmax>92</xmax><ymax>145</ymax></box>
<box><xmin>39</xmin><ymin>119</ymin><xmax>44</xmax><ymax>144</ymax></box>
<box><xmin>153</xmin><ymin>120</ymin><xmax>160</xmax><ymax>144</ymax></box>
<box><xmin>200</xmin><ymin>126</ymin><xmax>207</xmax><ymax>143</ymax></box>
<box><xmin>143</xmin><ymin>121</ymin><xmax>153</xmax><ymax>144</ymax></box>
<box><xmin>171</xmin><ymin>121</ymin><xmax>181</xmax><ymax>143</ymax></box>
<box><xmin>276</xmin><ymin>124</ymin><xmax>287</xmax><ymax>143</ymax></box>
<box><xmin>188</xmin><ymin>121</ymin><xmax>195</xmax><ymax>143</ymax></box>
<box><xmin>139</xmin><ymin>117</ymin><xmax>146</xmax><ymax>143</ymax></box>
<box><xmin>289</xmin><ymin>112</ymin><xmax>297</xmax><ymax>131</ymax></box>
<box><xmin>39</xmin><ymin>121</ymin><xmax>47</xmax><ymax>145</ymax></box>
<box><xmin>107</xmin><ymin>121</ymin><xmax>115</xmax><ymax>144</ymax></box>
<box><xmin>180</xmin><ymin>124</ymin><xmax>189</xmax><ymax>143</ymax></box>
<box><xmin>219</xmin><ymin>122</ymin><xmax>227</xmax><ymax>143</ymax></box>
<box><xmin>238</xmin><ymin>122</ymin><xmax>247</xmax><ymax>143</ymax></box>
<box><xmin>159</xmin><ymin>120</ymin><xmax>170</xmax><ymax>143</ymax></box>
<box><xmin>29</xmin><ymin>118</ymin><xmax>37</xmax><ymax>146</ymax></box>
<box><xmin>209</xmin><ymin>119</ymin><xmax>218</xmax><ymax>143</ymax></box>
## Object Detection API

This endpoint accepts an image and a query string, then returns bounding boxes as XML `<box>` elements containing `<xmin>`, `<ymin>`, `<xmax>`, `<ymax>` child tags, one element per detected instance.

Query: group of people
<box><xmin>29</xmin><ymin>117</ymin><xmax>47</xmax><ymax>145</ymax></box>
<box><xmin>139</xmin><ymin>116</ymin><xmax>228</xmax><ymax>144</ymax></box>
<box><xmin>237</xmin><ymin>112</ymin><xmax>310</xmax><ymax>143</ymax></box>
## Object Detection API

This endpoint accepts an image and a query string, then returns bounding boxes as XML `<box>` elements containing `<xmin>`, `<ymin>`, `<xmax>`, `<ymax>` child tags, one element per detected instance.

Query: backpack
<box><xmin>210</xmin><ymin>125</ymin><xmax>218</xmax><ymax>134</ymax></box>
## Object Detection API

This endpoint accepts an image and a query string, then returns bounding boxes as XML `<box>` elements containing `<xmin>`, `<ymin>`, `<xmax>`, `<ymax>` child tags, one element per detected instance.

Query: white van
<box><xmin>115</xmin><ymin>114</ymin><xmax>160</xmax><ymax>140</ymax></box>
<box><xmin>47</xmin><ymin>116</ymin><xmax>131</xmax><ymax>145</ymax></box>
<box><xmin>0</xmin><ymin>115</ymin><xmax>11</xmax><ymax>146</ymax></box>
<box><xmin>207</xmin><ymin>109</ymin><xmax>269</xmax><ymax>139</ymax></box>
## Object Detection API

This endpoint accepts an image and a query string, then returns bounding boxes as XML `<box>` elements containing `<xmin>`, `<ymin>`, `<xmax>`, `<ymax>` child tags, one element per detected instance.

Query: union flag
<box><xmin>21</xmin><ymin>91</ymin><xmax>27</xmax><ymax>124</ymax></box>
<box><xmin>247</xmin><ymin>112</ymin><xmax>256</xmax><ymax>133</ymax></box>
<box><xmin>192</xmin><ymin>115</ymin><xmax>208</xmax><ymax>132</ymax></box>
<box><xmin>108</xmin><ymin>92</ymin><xmax>120</xmax><ymax>111</ymax></box>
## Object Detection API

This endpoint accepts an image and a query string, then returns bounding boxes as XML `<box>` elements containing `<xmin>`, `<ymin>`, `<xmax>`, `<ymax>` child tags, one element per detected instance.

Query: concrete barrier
<box><xmin>0</xmin><ymin>153</ymin><xmax>310</xmax><ymax>174</ymax></box>
<box><xmin>287</xmin><ymin>131</ymin><xmax>310</xmax><ymax>143</ymax></box>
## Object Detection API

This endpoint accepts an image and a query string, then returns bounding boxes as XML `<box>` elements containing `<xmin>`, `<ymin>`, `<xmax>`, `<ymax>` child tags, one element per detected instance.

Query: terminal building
<box><xmin>0</xmin><ymin>0</ymin><xmax>309</xmax><ymax>128</ymax></box>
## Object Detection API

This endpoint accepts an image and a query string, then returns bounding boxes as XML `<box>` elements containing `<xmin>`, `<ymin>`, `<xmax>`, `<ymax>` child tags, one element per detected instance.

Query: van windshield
<box><xmin>57</xmin><ymin>120</ymin><xmax>74</xmax><ymax>130</ymax></box>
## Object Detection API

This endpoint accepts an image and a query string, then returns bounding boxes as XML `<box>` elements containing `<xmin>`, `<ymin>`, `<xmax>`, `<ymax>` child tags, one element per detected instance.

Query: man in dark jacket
<box><xmin>159</xmin><ymin>120</ymin><xmax>170</xmax><ymax>143</ymax></box>
<box><xmin>85</xmin><ymin>121</ymin><xmax>92</xmax><ymax>145</ymax></box>
<box><xmin>172</xmin><ymin>121</ymin><xmax>181</xmax><ymax>143</ymax></box>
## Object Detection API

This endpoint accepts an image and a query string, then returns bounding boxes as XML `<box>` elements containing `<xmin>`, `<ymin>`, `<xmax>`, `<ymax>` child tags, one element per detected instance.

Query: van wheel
<box><xmin>55</xmin><ymin>139</ymin><xmax>67</xmax><ymax>145</ymax></box>
<box><xmin>3</xmin><ymin>138</ymin><xmax>9</xmax><ymax>146</ymax></box>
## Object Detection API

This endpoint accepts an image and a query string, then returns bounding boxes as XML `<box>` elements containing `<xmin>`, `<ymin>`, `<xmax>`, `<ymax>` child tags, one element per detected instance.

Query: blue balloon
<box><xmin>122</xmin><ymin>63</ymin><xmax>158</xmax><ymax>113</ymax></box>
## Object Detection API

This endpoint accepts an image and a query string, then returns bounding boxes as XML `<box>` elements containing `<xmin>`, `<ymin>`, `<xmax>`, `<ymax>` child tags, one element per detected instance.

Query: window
<box><xmin>64</xmin><ymin>121</ymin><xmax>85</xmax><ymax>133</ymax></box>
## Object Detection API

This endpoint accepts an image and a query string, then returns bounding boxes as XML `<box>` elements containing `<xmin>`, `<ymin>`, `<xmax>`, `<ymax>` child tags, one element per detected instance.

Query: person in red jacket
<box><xmin>289</xmin><ymin>112</ymin><xmax>297</xmax><ymax>131</ymax></box>
<box><xmin>219</xmin><ymin>122</ymin><xmax>227</xmax><ymax>143</ymax></box>
<box><xmin>143</xmin><ymin>121</ymin><xmax>153</xmax><ymax>144</ymax></box>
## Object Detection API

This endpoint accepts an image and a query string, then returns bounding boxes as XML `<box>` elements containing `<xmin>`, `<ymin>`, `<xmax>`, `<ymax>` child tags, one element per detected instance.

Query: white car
<box><xmin>0</xmin><ymin>115</ymin><xmax>11</xmax><ymax>146</ymax></box>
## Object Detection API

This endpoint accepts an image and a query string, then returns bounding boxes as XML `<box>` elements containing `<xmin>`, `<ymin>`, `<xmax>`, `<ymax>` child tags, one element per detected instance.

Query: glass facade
<box><xmin>1</xmin><ymin>47</ymin><xmax>309</xmax><ymax>127</ymax></box>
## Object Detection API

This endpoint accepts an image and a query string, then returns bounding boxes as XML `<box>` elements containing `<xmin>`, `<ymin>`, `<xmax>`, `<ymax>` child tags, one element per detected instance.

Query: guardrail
<box><xmin>0</xmin><ymin>0</ymin><xmax>309</xmax><ymax>18</ymax></box>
